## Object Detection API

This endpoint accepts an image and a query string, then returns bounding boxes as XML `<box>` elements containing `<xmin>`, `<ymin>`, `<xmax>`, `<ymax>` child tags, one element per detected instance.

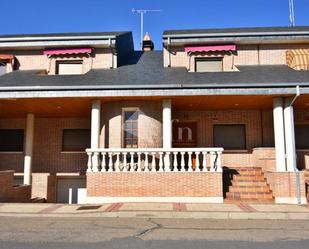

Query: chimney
<box><xmin>142</xmin><ymin>32</ymin><xmax>154</xmax><ymax>51</ymax></box>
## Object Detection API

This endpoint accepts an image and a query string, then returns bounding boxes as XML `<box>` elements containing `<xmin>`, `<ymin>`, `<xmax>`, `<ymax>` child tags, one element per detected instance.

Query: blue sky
<box><xmin>1</xmin><ymin>0</ymin><xmax>309</xmax><ymax>50</ymax></box>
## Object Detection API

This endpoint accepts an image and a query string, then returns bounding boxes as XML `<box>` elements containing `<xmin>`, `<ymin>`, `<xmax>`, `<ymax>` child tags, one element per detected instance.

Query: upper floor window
<box><xmin>195</xmin><ymin>57</ymin><xmax>223</xmax><ymax>72</ymax></box>
<box><xmin>123</xmin><ymin>110</ymin><xmax>138</xmax><ymax>148</ymax></box>
<box><xmin>0</xmin><ymin>129</ymin><xmax>24</xmax><ymax>152</ymax></box>
<box><xmin>213</xmin><ymin>124</ymin><xmax>246</xmax><ymax>150</ymax></box>
<box><xmin>56</xmin><ymin>60</ymin><xmax>83</xmax><ymax>75</ymax></box>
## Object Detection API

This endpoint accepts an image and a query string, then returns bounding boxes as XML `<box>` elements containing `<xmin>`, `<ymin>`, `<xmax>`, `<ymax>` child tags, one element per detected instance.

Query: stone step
<box><xmin>225</xmin><ymin>198</ymin><xmax>275</xmax><ymax>204</ymax></box>
<box><xmin>226</xmin><ymin>192</ymin><xmax>274</xmax><ymax>200</ymax></box>
<box><xmin>229</xmin><ymin>185</ymin><xmax>271</xmax><ymax>193</ymax></box>
<box><xmin>235</xmin><ymin>171</ymin><xmax>263</xmax><ymax>176</ymax></box>
<box><xmin>233</xmin><ymin>174</ymin><xmax>265</xmax><ymax>181</ymax></box>
<box><xmin>232</xmin><ymin>180</ymin><xmax>269</xmax><ymax>187</ymax></box>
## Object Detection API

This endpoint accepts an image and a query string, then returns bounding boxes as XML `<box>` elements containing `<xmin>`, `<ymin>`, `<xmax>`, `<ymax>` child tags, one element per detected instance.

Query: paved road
<box><xmin>0</xmin><ymin>217</ymin><xmax>309</xmax><ymax>249</ymax></box>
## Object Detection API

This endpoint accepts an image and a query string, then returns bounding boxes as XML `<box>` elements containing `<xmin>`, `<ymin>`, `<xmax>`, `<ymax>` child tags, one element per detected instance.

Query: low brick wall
<box><xmin>86</xmin><ymin>172</ymin><xmax>223</xmax><ymax>203</ymax></box>
<box><xmin>32</xmin><ymin>173</ymin><xmax>56</xmax><ymax>203</ymax></box>
<box><xmin>0</xmin><ymin>171</ymin><xmax>31</xmax><ymax>203</ymax></box>
<box><xmin>265</xmin><ymin>172</ymin><xmax>307</xmax><ymax>204</ymax></box>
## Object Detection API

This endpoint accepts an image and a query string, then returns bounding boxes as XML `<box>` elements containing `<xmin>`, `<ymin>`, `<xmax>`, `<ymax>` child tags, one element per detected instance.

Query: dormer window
<box><xmin>56</xmin><ymin>60</ymin><xmax>83</xmax><ymax>75</ymax></box>
<box><xmin>43</xmin><ymin>48</ymin><xmax>92</xmax><ymax>75</ymax></box>
<box><xmin>195</xmin><ymin>57</ymin><xmax>223</xmax><ymax>72</ymax></box>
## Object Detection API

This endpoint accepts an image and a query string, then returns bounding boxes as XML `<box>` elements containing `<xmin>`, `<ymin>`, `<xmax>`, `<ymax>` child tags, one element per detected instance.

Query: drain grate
<box><xmin>77</xmin><ymin>205</ymin><xmax>102</xmax><ymax>210</ymax></box>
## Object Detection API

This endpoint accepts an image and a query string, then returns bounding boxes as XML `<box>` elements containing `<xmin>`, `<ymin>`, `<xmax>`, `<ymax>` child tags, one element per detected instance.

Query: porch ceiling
<box><xmin>0</xmin><ymin>95</ymin><xmax>308</xmax><ymax>118</ymax></box>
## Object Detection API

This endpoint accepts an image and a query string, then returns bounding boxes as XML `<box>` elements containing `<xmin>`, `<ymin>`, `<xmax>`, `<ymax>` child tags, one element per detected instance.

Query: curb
<box><xmin>1</xmin><ymin>211</ymin><xmax>309</xmax><ymax>220</ymax></box>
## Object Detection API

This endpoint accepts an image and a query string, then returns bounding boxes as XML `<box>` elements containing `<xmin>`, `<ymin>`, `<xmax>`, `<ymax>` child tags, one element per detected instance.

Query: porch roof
<box><xmin>1</xmin><ymin>51</ymin><xmax>309</xmax><ymax>92</ymax></box>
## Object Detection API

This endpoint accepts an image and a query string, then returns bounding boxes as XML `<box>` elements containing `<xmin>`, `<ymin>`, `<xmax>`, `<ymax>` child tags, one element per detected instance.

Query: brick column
<box><xmin>23</xmin><ymin>113</ymin><xmax>35</xmax><ymax>185</ymax></box>
<box><xmin>273</xmin><ymin>98</ymin><xmax>287</xmax><ymax>172</ymax></box>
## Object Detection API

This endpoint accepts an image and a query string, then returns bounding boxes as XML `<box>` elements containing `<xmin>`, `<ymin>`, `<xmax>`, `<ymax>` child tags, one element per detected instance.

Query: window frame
<box><xmin>213</xmin><ymin>124</ymin><xmax>247</xmax><ymax>150</ymax></box>
<box><xmin>122</xmin><ymin>108</ymin><xmax>139</xmax><ymax>148</ymax></box>
<box><xmin>0</xmin><ymin>129</ymin><xmax>24</xmax><ymax>153</ymax></box>
<box><xmin>55</xmin><ymin>60</ymin><xmax>84</xmax><ymax>75</ymax></box>
<box><xmin>61</xmin><ymin>129</ymin><xmax>91</xmax><ymax>152</ymax></box>
<box><xmin>195</xmin><ymin>57</ymin><xmax>223</xmax><ymax>72</ymax></box>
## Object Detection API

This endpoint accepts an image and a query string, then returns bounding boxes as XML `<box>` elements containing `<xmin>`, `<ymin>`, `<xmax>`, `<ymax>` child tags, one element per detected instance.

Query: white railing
<box><xmin>86</xmin><ymin>148</ymin><xmax>224</xmax><ymax>173</ymax></box>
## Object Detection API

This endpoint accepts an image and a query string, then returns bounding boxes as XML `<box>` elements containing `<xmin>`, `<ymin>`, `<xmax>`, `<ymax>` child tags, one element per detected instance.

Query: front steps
<box><xmin>225</xmin><ymin>167</ymin><xmax>274</xmax><ymax>203</ymax></box>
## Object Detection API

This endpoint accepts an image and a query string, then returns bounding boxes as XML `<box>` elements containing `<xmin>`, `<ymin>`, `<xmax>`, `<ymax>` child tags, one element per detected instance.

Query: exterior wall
<box><xmin>0</xmin><ymin>118</ymin><xmax>90</xmax><ymax>173</ymax></box>
<box><xmin>87</xmin><ymin>172</ymin><xmax>223</xmax><ymax>202</ymax></box>
<box><xmin>164</xmin><ymin>44</ymin><xmax>309</xmax><ymax>70</ymax></box>
<box><xmin>0</xmin><ymin>48</ymin><xmax>114</xmax><ymax>73</ymax></box>
<box><xmin>0</xmin><ymin>171</ymin><xmax>31</xmax><ymax>203</ymax></box>
<box><xmin>101</xmin><ymin>101</ymin><xmax>162</xmax><ymax>148</ymax></box>
<box><xmin>265</xmin><ymin>172</ymin><xmax>307</xmax><ymax>204</ymax></box>
<box><xmin>173</xmin><ymin>109</ymin><xmax>263</xmax><ymax>168</ymax></box>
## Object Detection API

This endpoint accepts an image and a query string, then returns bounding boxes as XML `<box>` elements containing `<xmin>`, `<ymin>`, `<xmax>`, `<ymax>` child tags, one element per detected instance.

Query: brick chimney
<box><xmin>142</xmin><ymin>32</ymin><xmax>154</xmax><ymax>51</ymax></box>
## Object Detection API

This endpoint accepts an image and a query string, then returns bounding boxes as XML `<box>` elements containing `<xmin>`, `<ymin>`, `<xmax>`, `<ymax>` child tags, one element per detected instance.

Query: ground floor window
<box><xmin>62</xmin><ymin>129</ymin><xmax>90</xmax><ymax>151</ymax></box>
<box><xmin>0</xmin><ymin>129</ymin><xmax>24</xmax><ymax>152</ymax></box>
<box><xmin>123</xmin><ymin>110</ymin><xmax>138</xmax><ymax>148</ymax></box>
<box><xmin>213</xmin><ymin>124</ymin><xmax>246</xmax><ymax>150</ymax></box>
<box><xmin>295</xmin><ymin>125</ymin><xmax>309</xmax><ymax>149</ymax></box>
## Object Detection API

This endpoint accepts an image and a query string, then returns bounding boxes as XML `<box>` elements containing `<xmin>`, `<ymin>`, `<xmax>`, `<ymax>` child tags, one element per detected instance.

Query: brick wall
<box><xmin>164</xmin><ymin>44</ymin><xmax>309</xmax><ymax>70</ymax></box>
<box><xmin>87</xmin><ymin>172</ymin><xmax>222</xmax><ymax>198</ymax></box>
<box><xmin>32</xmin><ymin>173</ymin><xmax>56</xmax><ymax>203</ymax></box>
<box><xmin>0</xmin><ymin>118</ymin><xmax>89</xmax><ymax>173</ymax></box>
<box><xmin>0</xmin><ymin>48</ymin><xmax>114</xmax><ymax>72</ymax></box>
<box><xmin>0</xmin><ymin>171</ymin><xmax>31</xmax><ymax>203</ymax></box>
<box><xmin>265</xmin><ymin>172</ymin><xmax>307</xmax><ymax>204</ymax></box>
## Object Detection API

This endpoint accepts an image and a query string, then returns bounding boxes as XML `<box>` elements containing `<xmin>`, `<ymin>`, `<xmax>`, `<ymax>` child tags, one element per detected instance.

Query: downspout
<box><xmin>288</xmin><ymin>85</ymin><xmax>301</xmax><ymax>204</ymax></box>
<box><xmin>108</xmin><ymin>38</ymin><xmax>115</xmax><ymax>69</ymax></box>
<box><xmin>167</xmin><ymin>37</ymin><xmax>171</xmax><ymax>67</ymax></box>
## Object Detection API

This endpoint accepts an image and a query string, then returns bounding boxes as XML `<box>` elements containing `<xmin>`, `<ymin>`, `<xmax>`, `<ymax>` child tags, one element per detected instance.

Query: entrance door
<box><xmin>173</xmin><ymin>121</ymin><xmax>197</xmax><ymax>169</ymax></box>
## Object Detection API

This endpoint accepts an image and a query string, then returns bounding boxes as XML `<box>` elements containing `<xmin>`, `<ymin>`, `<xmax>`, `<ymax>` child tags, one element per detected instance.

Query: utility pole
<box><xmin>289</xmin><ymin>0</ymin><xmax>295</xmax><ymax>27</ymax></box>
<box><xmin>132</xmin><ymin>8</ymin><xmax>162</xmax><ymax>50</ymax></box>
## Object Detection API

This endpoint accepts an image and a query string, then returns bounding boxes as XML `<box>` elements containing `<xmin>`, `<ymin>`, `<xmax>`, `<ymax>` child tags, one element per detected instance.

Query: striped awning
<box><xmin>286</xmin><ymin>49</ymin><xmax>309</xmax><ymax>70</ymax></box>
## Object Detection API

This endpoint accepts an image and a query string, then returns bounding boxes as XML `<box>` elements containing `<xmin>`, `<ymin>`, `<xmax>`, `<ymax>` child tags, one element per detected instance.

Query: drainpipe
<box><xmin>287</xmin><ymin>85</ymin><xmax>301</xmax><ymax>204</ymax></box>
<box><xmin>167</xmin><ymin>37</ymin><xmax>171</xmax><ymax>67</ymax></box>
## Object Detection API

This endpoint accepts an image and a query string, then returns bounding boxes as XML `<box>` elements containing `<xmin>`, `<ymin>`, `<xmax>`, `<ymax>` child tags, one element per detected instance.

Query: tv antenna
<box><xmin>132</xmin><ymin>8</ymin><xmax>162</xmax><ymax>49</ymax></box>
<box><xmin>289</xmin><ymin>0</ymin><xmax>295</xmax><ymax>27</ymax></box>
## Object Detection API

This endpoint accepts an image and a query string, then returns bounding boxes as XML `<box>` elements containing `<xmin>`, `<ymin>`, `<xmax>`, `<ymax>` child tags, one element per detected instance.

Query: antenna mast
<box><xmin>289</xmin><ymin>0</ymin><xmax>295</xmax><ymax>27</ymax></box>
<box><xmin>132</xmin><ymin>8</ymin><xmax>162</xmax><ymax>49</ymax></box>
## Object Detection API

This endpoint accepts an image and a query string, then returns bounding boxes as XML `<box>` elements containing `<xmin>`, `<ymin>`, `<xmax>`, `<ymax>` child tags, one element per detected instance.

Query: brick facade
<box><xmin>87</xmin><ymin>172</ymin><xmax>222</xmax><ymax>198</ymax></box>
<box><xmin>265</xmin><ymin>172</ymin><xmax>307</xmax><ymax>204</ymax></box>
<box><xmin>0</xmin><ymin>171</ymin><xmax>31</xmax><ymax>203</ymax></box>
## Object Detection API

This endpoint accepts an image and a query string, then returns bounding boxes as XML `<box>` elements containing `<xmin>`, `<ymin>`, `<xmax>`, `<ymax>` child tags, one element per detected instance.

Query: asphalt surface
<box><xmin>0</xmin><ymin>217</ymin><xmax>309</xmax><ymax>249</ymax></box>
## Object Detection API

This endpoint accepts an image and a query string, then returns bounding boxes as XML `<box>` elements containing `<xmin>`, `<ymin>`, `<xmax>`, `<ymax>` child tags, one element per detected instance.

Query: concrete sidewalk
<box><xmin>1</xmin><ymin>202</ymin><xmax>309</xmax><ymax>219</ymax></box>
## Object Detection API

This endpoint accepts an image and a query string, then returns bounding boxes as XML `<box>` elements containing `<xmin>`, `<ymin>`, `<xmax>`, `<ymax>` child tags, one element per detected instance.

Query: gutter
<box><xmin>0</xmin><ymin>82</ymin><xmax>309</xmax><ymax>92</ymax></box>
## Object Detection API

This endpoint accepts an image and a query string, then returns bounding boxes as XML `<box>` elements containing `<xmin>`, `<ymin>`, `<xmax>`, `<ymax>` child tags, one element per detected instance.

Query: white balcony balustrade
<box><xmin>86</xmin><ymin>148</ymin><xmax>223</xmax><ymax>173</ymax></box>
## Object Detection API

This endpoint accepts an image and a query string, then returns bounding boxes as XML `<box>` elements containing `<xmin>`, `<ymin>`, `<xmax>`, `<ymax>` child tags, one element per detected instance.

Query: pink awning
<box><xmin>43</xmin><ymin>48</ymin><xmax>92</xmax><ymax>56</ymax></box>
<box><xmin>185</xmin><ymin>45</ymin><xmax>236</xmax><ymax>53</ymax></box>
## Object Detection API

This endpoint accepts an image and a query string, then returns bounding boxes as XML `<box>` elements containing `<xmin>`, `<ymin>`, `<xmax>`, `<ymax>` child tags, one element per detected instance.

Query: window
<box><xmin>0</xmin><ymin>129</ymin><xmax>24</xmax><ymax>152</ymax></box>
<box><xmin>56</xmin><ymin>60</ymin><xmax>83</xmax><ymax>75</ymax></box>
<box><xmin>123</xmin><ymin>110</ymin><xmax>138</xmax><ymax>148</ymax></box>
<box><xmin>213</xmin><ymin>124</ymin><xmax>246</xmax><ymax>150</ymax></box>
<box><xmin>195</xmin><ymin>57</ymin><xmax>223</xmax><ymax>72</ymax></box>
<box><xmin>62</xmin><ymin>129</ymin><xmax>90</xmax><ymax>151</ymax></box>
<box><xmin>295</xmin><ymin>125</ymin><xmax>309</xmax><ymax>149</ymax></box>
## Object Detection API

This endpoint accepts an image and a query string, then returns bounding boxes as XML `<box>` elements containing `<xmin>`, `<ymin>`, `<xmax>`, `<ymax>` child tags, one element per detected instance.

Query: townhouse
<box><xmin>1</xmin><ymin>27</ymin><xmax>309</xmax><ymax>204</ymax></box>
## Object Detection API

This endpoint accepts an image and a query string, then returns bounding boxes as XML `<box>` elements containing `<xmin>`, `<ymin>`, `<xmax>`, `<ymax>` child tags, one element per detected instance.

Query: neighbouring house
<box><xmin>1</xmin><ymin>27</ymin><xmax>309</xmax><ymax>204</ymax></box>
